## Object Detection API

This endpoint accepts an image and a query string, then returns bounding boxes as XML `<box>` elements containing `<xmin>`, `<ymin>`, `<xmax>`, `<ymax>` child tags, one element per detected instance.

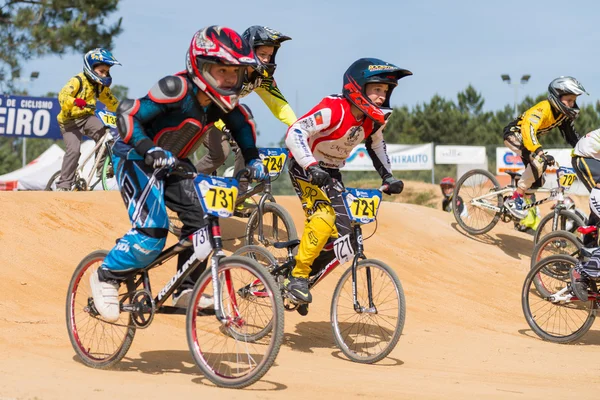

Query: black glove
<box><xmin>535</xmin><ymin>149</ymin><xmax>555</xmax><ymax>166</ymax></box>
<box><xmin>307</xmin><ymin>165</ymin><xmax>331</xmax><ymax>187</ymax></box>
<box><xmin>382</xmin><ymin>176</ymin><xmax>404</xmax><ymax>195</ymax></box>
<box><xmin>145</xmin><ymin>147</ymin><xmax>177</xmax><ymax>169</ymax></box>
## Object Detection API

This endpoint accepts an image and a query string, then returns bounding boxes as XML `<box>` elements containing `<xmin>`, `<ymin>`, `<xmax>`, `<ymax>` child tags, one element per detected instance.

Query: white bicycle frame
<box><xmin>74</xmin><ymin>129</ymin><xmax>113</xmax><ymax>189</ymax></box>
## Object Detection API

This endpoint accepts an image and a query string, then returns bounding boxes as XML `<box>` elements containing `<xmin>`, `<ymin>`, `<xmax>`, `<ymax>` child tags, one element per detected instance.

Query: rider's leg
<box><xmin>56</xmin><ymin>119</ymin><xmax>85</xmax><ymax>190</ymax></box>
<box><xmin>81</xmin><ymin>115</ymin><xmax>108</xmax><ymax>173</ymax></box>
<box><xmin>92</xmin><ymin>156</ymin><xmax>170</xmax><ymax>321</ymax></box>
<box><xmin>195</xmin><ymin>126</ymin><xmax>229</xmax><ymax>175</ymax></box>
<box><xmin>164</xmin><ymin>159</ymin><xmax>211</xmax><ymax>307</ymax></box>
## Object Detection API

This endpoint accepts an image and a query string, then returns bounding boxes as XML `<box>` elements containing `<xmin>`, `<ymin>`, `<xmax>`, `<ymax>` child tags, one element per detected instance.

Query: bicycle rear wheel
<box><xmin>245</xmin><ymin>202</ymin><xmax>298</xmax><ymax>263</ymax></box>
<box><xmin>66</xmin><ymin>250</ymin><xmax>136</xmax><ymax>368</ymax></box>
<box><xmin>453</xmin><ymin>169</ymin><xmax>503</xmax><ymax>235</ymax></box>
<box><xmin>331</xmin><ymin>259</ymin><xmax>405</xmax><ymax>363</ymax></box>
<box><xmin>522</xmin><ymin>254</ymin><xmax>596</xmax><ymax>343</ymax></box>
<box><xmin>186</xmin><ymin>256</ymin><xmax>284</xmax><ymax>389</ymax></box>
<box><xmin>533</xmin><ymin>210</ymin><xmax>585</xmax><ymax>245</ymax></box>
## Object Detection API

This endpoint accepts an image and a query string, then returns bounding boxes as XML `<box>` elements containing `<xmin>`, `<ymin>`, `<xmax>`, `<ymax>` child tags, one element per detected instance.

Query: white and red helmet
<box><xmin>186</xmin><ymin>26</ymin><xmax>258</xmax><ymax>111</ymax></box>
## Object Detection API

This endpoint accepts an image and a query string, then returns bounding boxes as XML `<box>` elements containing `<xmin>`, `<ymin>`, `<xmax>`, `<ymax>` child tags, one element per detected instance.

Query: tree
<box><xmin>0</xmin><ymin>0</ymin><xmax>123</xmax><ymax>92</ymax></box>
<box><xmin>110</xmin><ymin>84</ymin><xmax>128</xmax><ymax>100</ymax></box>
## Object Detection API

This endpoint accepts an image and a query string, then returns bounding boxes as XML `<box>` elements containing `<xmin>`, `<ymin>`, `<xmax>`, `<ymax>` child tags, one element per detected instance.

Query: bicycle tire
<box><xmin>245</xmin><ymin>202</ymin><xmax>298</xmax><ymax>262</ymax></box>
<box><xmin>530</xmin><ymin>230</ymin><xmax>583</xmax><ymax>271</ymax></box>
<box><xmin>453</xmin><ymin>169</ymin><xmax>503</xmax><ymax>235</ymax></box>
<box><xmin>186</xmin><ymin>255</ymin><xmax>284</xmax><ymax>389</ymax></box>
<box><xmin>101</xmin><ymin>156</ymin><xmax>117</xmax><ymax>191</ymax></box>
<box><xmin>331</xmin><ymin>259</ymin><xmax>405</xmax><ymax>363</ymax></box>
<box><xmin>533</xmin><ymin>210</ymin><xmax>586</xmax><ymax>245</ymax></box>
<box><xmin>45</xmin><ymin>170</ymin><xmax>62</xmax><ymax>191</ymax></box>
<box><xmin>66</xmin><ymin>250</ymin><xmax>136</xmax><ymax>368</ymax></box>
<box><xmin>167</xmin><ymin>209</ymin><xmax>183</xmax><ymax>237</ymax></box>
<box><xmin>522</xmin><ymin>254</ymin><xmax>596</xmax><ymax>343</ymax></box>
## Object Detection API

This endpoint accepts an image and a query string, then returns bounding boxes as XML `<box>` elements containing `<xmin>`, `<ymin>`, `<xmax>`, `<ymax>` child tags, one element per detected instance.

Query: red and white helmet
<box><xmin>186</xmin><ymin>26</ymin><xmax>258</xmax><ymax>111</ymax></box>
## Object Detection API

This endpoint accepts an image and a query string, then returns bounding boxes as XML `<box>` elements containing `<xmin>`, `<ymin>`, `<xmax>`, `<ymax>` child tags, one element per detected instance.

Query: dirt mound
<box><xmin>0</xmin><ymin>192</ymin><xmax>598</xmax><ymax>399</ymax></box>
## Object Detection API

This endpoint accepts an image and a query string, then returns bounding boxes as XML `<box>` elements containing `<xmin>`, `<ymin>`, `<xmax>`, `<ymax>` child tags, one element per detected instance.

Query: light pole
<box><xmin>16</xmin><ymin>71</ymin><xmax>40</xmax><ymax>167</ymax></box>
<box><xmin>501</xmin><ymin>74</ymin><xmax>531</xmax><ymax>117</ymax></box>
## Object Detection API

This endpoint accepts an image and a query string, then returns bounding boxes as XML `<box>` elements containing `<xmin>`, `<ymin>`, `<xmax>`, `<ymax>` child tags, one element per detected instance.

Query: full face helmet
<box><xmin>83</xmin><ymin>48</ymin><xmax>121</xmax><ymax>87</ymax></box>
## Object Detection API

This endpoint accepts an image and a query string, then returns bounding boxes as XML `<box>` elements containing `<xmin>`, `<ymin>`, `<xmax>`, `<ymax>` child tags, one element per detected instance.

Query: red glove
<box><xmin>73</xmin><ymin>98</ymin><xmax>87</xmax><ymax>109</ymax></box>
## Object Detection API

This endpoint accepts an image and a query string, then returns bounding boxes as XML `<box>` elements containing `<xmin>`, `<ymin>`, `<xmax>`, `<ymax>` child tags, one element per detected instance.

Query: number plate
<box><xmin>333</xmin><ymin>234</ymin><xmax>355</xmax><ymax>264</ymax></box>
<box><xmin>193</xmin><ymin>174</ymin><xmax>239</xmax><ymax>218</ymax></box>
<box><xmin>557</xmin><ymin>166</ymin><xmax>577</xmax><ymax>188</ymax></box>
<box><xmin>192</xmin><ymin>225</ymin><xmax>212</xmax><ymax>261</ymax></box>
<box><xmin>96</xmin><ymin>110</ymin><xmax>117</xmax><ymax>128</ymax></box>
<box><xmin>343</xmin><ymin>188</ymin><xmax>382</xmax><ymax>224</ymax></box>
<box><xmin>259</xmin><ymin>148</ymin><xmax>288</xmax><ymax>177</ymax></box>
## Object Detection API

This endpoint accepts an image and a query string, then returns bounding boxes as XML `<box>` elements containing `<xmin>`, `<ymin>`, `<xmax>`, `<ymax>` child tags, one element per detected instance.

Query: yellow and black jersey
<box><xmin>57</xmin><ymin>72</ymin><xmax>119</xmax><ymax>124</ymax></box>
<box><xmin>504</xmin><ymin>100</ymin><xmax>579</xmax><ymax>153</ymax></box>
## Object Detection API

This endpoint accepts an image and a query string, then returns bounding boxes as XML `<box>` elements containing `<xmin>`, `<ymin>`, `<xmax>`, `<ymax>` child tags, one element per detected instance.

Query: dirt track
<box><xmin>0</xmin><ymin>192</ymin><xmax>598</xmax><ymax>399</ymax></box>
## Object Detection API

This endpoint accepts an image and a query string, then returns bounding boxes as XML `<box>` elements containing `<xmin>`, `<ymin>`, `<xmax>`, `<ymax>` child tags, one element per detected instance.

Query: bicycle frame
<box><xmin>236</xmin><ymin>175</ymin><xmax>277</xmax><ymax>241</ymax></box>
<box><xmin>75</xmin><ymin>130</ymin><xmax>113</xmax><ymax>190</ymax></box>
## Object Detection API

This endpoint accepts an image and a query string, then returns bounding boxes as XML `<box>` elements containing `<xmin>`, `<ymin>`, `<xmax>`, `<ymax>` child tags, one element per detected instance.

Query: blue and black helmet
<box><xmin>342</xmin><ymin>58</ymin><xmax>412</xmax><ymax>124</ymax></box>
<box><xmin>83</xmin><ymin>48</ymin><xmax>121</xmax><ymax>87</ymax></box>
<box><xmin>242</xmin><ymin>26</ymin><xmax>291</xmax><ymax>77</ymax></box>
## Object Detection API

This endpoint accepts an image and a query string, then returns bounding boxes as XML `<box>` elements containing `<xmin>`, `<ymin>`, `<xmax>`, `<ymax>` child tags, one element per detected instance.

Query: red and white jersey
<box><xmin>285</xmin><ymin>95</ymin><xmax>392</xmax><ymax>176</ymax></box>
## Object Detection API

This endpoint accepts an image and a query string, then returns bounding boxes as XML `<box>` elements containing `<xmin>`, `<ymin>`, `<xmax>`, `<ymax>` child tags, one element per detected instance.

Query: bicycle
<box><xmin>168</xmin><ymin>147</ymin><xmax>298</xmax><ymax>262</ymax></box>
<box><xmin>233</xmin><ymin>181</ymin><xmax>406</xmax><ymax>364</ymax></box>
<box><xmin>453</xmin><ymin>164</ymin><xmax>584</xmax><ymax>237</ymax></box>
<box><xmin>46</xmin><ymin>107</ymin><xmax>118</xmax><ymax>191</ymax></box>
<box><xmin>522</xmin><ymin>254</ymin><xmax>599</xmax><ymax>343</ymax></box>
<box><xmin>65</xmin><ymin>164</ymin><xmax>285</xmax><ymax>389</ymax></box>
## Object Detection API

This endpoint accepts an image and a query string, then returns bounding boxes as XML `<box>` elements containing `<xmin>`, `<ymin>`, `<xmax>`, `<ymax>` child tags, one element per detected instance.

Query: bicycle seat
<box><xmin>581</xmin><ymin>247</ymin><xmax>600</xmax><ymax>258</ymax></box>
<box><xmin>505</xmin><ymin>171</ymin><xmax>522</xmax><ymax>179</ymax></box>
<box><xmin>274</xmin><ymin>239</ymin><xmax>301</xmax><ymax>249</ymax></box>
<box><xmin>577</xmin><ymin>226</ymin><xmax>597</xmax><ymax>235</ymax></box>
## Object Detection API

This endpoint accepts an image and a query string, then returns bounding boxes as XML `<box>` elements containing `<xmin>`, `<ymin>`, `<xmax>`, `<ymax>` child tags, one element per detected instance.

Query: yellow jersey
<box><xmin>57</xmin><ymin>72</ymin><xmax>119</xmax><ymax>124</ymax></box>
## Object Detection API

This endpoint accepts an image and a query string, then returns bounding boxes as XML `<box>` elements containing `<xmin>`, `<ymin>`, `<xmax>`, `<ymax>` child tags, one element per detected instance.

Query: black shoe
<box><xmin>570</xmin><ymin>267</ymin><xmax>590</xmax><ymax>301</ymax></box>
<box><xmin>297</xmin><ymin>304</ymin><xmax>309</xmax><ymax>316</ymax></box>
<box><xmin>284</xmin><ymin>275</ymin><xmax>312</xmax><ymax>303</ymax></box>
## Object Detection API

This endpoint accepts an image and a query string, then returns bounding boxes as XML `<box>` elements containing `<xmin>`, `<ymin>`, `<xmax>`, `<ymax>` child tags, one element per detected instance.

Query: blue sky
<box><xmin>18</xmin><ymin>0</ymin><xmax>600</xmax><ymax>146</ymax></box>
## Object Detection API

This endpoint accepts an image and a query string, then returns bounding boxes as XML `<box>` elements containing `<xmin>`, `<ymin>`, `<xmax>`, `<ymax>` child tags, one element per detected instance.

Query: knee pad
<box><xmin>102</xmin><ymin>229</ymin><xmax>167</xmax><ymax>272</ymax></box>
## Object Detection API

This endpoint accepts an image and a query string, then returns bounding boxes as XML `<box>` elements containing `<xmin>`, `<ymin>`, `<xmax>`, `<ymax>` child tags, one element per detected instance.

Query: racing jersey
<box><xmin>115</xmin><ymin>73</ymin><xmax>258</xmax><ymax>161</ymax></box>
<box><xmin>504</xmin><ymin>100</ymin><xmax>579</xmax><ymax>153</ymax></box>
<box><xmin>285</xmin><ymin>94</ymin><xmax>392</xmax><ymax>178</ymax></box>
<box><xmin>573</xmin><ymin>129</ymin><xmax>600</xmax><ymax>159</ymax></box>
<box><xmin>57</xmin><ymin>72</ymin><xmax>119</xmax><ymax>124</ymax></box>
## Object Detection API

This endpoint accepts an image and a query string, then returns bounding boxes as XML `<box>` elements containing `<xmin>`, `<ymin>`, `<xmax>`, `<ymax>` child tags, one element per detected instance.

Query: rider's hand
<box><xmin>73</xmin><ymin>98</ymin><xmax>87</xmax><ymax>109</ymax></box>
<box><xmin>247</xmin><ymin>159</ymin><xmax>267</xmax><ymax>181</ymax></box>
<box><xmin>382</xmin><ymin>176</ymin><xmax>404</xmax><ymax>195</ymax></box>
<box><xmin>535</xmin><ymin>148</ymin><xmax>555</xmax><ymax>166</ymax></box>
<box><xmin>307</xmin><ymin>164</ymin><xmax>331</xmax><ymax>187</ymax></box>
<box><xmin>145</xmin><ymin>147</ymin><xmax>177</xmax><ymax>169</ymax></box>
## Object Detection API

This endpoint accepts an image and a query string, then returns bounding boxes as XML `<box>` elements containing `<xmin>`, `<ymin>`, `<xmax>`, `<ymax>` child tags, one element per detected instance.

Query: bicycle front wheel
<box><xmin>530</xmin><ymin>230</ymin><xmax>583</xmax><ymax>271</ymax></box>
<box><xmin>101</xmin><ymin>156</ymin><xmax>119</xmax><ymax>191</ymax></box>
<box><xmin>453</xmin><ymin>169</ymin><xmax>503</xmax><ymax>235</ymax></box>
<box><xmin>331</xmin><ymin>259</ymin><xmax>405</xmax><ymax>364</ymax></box>
<box><xmin>533</xmin><ymin>210</ymin><xmax>586</xmax><ymax>245</ymax></box>
<box><xmin>522</xmin><ymin>254</ymin><xmax>596</xmax><ymax>343</ymax></box>
<box><xmin>45</xmin><ymin>171</ymin><xmax>61</xmax><ymax>191</ymax></box>
<box><xmin>186</xmin><ymin>256</ymin><xmax>284</xmax><ymax>389</ymax></box>
<box><xmin>66</xmin><ymin>250</ymin><xmax>136</xmax><ymax>368</ymax></box>
<box><xmin>167</xmin><ymin>209</ymin><xmax>183</xmax><ymax>237</ymax></box>
<box><xmin>245</xmin><ymin>202</ymin><xmax>298</xmax><ymax>263</ymax></box>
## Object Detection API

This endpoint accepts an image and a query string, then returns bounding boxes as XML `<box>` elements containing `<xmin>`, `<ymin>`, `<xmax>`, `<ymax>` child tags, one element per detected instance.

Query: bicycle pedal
<box><xmin>296</xmin><ymin>304</ymin><xmax>309</xmax><ymax>316</ymax></box>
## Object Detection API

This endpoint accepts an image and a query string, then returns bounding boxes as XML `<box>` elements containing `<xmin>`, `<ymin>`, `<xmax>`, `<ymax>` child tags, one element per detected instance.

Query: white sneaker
<box><xmin>504</xmin><ymin>197</ymin><xmax>528</xmax><ymax>220</ymax></box>
<box><xmin>90</xmin><ymin>269</ymin><xmax>120</xmax><ymax>322</ymax></box>
<box><xmin>172</xmin><ymin>288</ymin><xmax>214</xmax><ymax>309</ymax></box>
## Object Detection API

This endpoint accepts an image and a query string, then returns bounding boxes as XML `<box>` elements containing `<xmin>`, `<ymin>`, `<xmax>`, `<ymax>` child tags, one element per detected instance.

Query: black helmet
<box><xmin>242</xmin><ymin>26</ymin><xmax>291</xmax><ymax>77</ymax></box>
<box><xmin>342</xmin><ymin>58</ymin><xmax>412</xmax><ymax>124</ymax></box>
<box><xmin>547</xmin><ymin>76</ymin><xmax>587</xmax><ymax>120</ymax></box>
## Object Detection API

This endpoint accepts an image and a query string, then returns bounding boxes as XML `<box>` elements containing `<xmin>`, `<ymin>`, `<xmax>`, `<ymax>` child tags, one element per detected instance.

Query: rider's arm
<box><xmin>285</xmin><ymin>101</ymin><xmax>339</xmax><ymax>169</ymax></box>
<box><xmin>520</xmin><ymin>103</ymin><xmax>547</xmax><ymax>153</ymax></box>
<box><xmin>558</xmin><ymin>119</ymin><xmax>580</xmax><ymax>148</ymax></box>
<box><xmin>98</xmin><ymin>86</ymin><xmax>120</xmax><ymax>113</ymax></box>
<box><xmin>220</xmin><ymin>105</ymin><xmax>259</xmax><ymax>162</ymax></box>
<box><xmin>365</xmin><ymin>126</ymin><xmax>392</xmax><ymax>180</ymax></box>
<box><xmin>57</xmin><ymin>76</ymin><xmax>82</xmax><ymax>114</ymax></box>
<box><xmin>116</xmin><ymin>75</ymin><xmax>187</xmax><ymax>156</ymax></box>
<box><xmin>254</xmin><ymin>77</ymin><xmax>298</xmax><ymax>126</ymax></box>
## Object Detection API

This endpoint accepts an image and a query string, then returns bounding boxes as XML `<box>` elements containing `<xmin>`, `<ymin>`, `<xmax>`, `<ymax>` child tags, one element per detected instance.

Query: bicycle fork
<box><xmin>351</xmin><ymin>224</ymin><xmax>375</xmax><ymax>314</ymax></box>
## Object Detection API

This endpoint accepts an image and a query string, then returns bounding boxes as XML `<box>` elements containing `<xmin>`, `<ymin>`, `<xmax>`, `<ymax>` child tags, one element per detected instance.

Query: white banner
<box><xmin>435</xmin><ymin>145</ymin><xmax>486</xmax><ymax>164</ymax></box>
<box><xmin>342</xmin><ymin>143</ymin><xmax>433</xmax><ymax>171</ymax></box>
<box><xmin>496</xmin><ymin>147</ymin><xmax>524</xmax><ymax>174</ymax></box>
